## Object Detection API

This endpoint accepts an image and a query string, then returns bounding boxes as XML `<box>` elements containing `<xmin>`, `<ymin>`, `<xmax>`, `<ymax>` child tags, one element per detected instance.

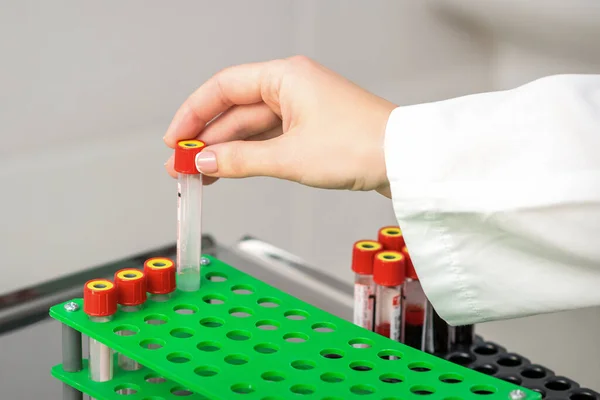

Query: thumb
<box><xmin>195</xmin><ymin>138</ymin><xmax>293</xmax><ymax>180</ymax></box>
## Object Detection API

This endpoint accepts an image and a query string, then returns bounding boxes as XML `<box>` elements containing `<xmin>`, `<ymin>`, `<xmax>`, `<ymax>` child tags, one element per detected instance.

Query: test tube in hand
<box><xmin>373</xmin><ymin>251</ymin><xmax>405</xmax><ymax>341</ymax></box>
<box><xmin>174</xmin><ymin>140</ymin><xmax>206</xmax><ymax>292</ymax></box>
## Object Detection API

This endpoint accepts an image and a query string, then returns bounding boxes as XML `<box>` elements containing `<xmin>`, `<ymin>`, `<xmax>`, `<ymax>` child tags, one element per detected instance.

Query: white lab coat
<box><xmin>384</xmin><ymin>74</ymin><xmax>600</xmax><ymax>326</ymax></box>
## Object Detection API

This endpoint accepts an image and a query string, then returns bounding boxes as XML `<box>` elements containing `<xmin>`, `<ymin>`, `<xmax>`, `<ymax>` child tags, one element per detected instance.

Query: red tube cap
<box><xmin>114</xmin><ymin>269</ymin><xmax>147</xmax><ymax>306</ymax></box>
<box><xmin>378</xmin><ymin>226</ymin><xmax>405</xmax><ymax>251</ymax></box>
<box><xmin>351</xmin><ymin>240</ymin><xmax>383</xmax><ymax>275</ymax></box>
<box><xmin>174</xmin><ymin>140</ymin><xmax>206</xmax><ymax>174</ymax></box>
<box><xmin>83</xmin><ymin>279</ymin><xmax>118</xmax><ymax>317</ymax></box>
<box><xmin>373</xmin><ymin>251</ymin><xmax>405</xmax><ymax>286</ymax></box>
<box><xmin>144</xmin><ymin>257</ymin><xmax>176</xmax><ymax>294</ymax></box>
<box><xmin>402</xmin><ymin>246</ymin><xmax>418</xmax><ymax>280</ymax></box>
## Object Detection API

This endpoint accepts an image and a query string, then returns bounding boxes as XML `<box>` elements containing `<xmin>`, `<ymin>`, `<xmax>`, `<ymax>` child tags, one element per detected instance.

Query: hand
<box><xmin>164</xmin><ymin>56</ymin><xmax>397</xmax><ymax>196</ymax></box>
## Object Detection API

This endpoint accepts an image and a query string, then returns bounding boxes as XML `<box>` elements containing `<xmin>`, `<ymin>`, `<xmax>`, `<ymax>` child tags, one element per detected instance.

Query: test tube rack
<box><xmin>50</xmin><ymin>255</ymin><xmax>541</xmax><ymax>399</ymax></box>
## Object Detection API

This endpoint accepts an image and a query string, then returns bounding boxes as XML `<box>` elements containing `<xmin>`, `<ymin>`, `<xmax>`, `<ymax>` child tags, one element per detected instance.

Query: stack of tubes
<box><xmin>351</xmin><ymin>226</ymin><xmax>475</xmax><ymax>354</ymax></box>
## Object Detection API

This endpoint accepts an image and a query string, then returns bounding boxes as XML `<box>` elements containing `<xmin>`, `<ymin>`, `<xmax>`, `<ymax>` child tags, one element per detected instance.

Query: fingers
<box><xmin>195</xmin><ymin>135</ymin><xmax>298</xmax><ymax>181</ymax></box>
<box><xmin>164</xmin><ymin>59</ymin><xmax>286</xmax><ymax>148</ymax></box>
<box><xmin>199</xmin><ymin>103</ymin><xmax>281</xmax><ymax>145</ymax></box>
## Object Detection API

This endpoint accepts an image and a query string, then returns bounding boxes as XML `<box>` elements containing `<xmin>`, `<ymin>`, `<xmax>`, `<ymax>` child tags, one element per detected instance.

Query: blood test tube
<box><xmin>174</xmin><ymin>139</ymin><xmax>206</xmax><ymax>292</ymax></box>
<box><xmin>83</xmin><ymin>279</ymin><xmax>117</xmax><ymax>386</ymax></box>
<box><xmin>378</xmin><ymin>226</ymin><xmax>405</xmax><ymax>251</ymax></box>
<box><xmin>144</xmin><ymin>257</ymin><xmax>176</xmax><ymax>302</ymax></box>
<box><xmin>425</xmin><ymin>301</ymin><xmax>454</xmax><ymax>355</ymax></box>
<box><xmin>114</xmin><ymin>269</ymin><xmax>146</xmax><ymax>371</ymax></box>
<box><xmin>351</xmin><ymin>240</ymin><xmax>383</xmax><ymax>331</ymax></box>
<box><xmin>373</xmin><ymin>250</ymin><xmax>405</xmax><ymax>341</ymax></box>
<box><xmin>452</xmin><ymin>325</ymin><xmax>475</xmax><ymax>350</ymax></box>
<box><xmin>401</xmin><ymin>247</ymin><xmax>427</xmax><ymax>350</ymax></box>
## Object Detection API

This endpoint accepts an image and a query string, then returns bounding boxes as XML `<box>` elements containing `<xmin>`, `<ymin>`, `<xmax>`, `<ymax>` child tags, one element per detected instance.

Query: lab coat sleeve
<box><xmin>383</xmin><ymin>74</ymin><xmax>600</xmax><ymax>326</ymax></box>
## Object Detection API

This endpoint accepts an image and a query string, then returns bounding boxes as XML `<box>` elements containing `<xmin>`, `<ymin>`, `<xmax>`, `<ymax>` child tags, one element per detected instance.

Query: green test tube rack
<box><xmin>50</xmin><ymin>255</ymin><xmax>541</xmax><ymax>399</ymax></box>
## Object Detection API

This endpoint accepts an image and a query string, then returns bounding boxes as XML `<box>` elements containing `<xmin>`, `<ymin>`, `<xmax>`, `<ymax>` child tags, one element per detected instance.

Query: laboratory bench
<box><xmin>0</xmin><ymin>236</ymin><xmax>597</xmax><ymax>399</ymax></box>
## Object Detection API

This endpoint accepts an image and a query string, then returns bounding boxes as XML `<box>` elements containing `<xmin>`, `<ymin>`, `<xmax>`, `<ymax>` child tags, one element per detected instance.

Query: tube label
<box><xmin>390</xmin><ymin>294</ymin><xmax>401</xmax><ymax>341</ymax></box>
<box><xmin>353</xmin><ymin>283</ymin><xmax>374</xmax><ymax>330</ymax></box>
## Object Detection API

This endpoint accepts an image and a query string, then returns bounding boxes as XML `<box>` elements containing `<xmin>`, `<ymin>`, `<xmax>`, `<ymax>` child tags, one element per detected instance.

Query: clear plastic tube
<box><xmin>402</xmin><ymin>278</ymin><xmax>427</xmax><ymax>350</ymax></box>
<box><xmin>353</xmin><ymin>273</ymin><xmax>375</xmax><ymax>331</ymax></box>
<box><xmin>177</xmin><ymin>173</ymin><xmax>203</xmax><ymax>291</ymax></box>
<box><xmin>374</xmin><ymin>284</ymin><xmax>402</xmax><ymax>341</ymax></box>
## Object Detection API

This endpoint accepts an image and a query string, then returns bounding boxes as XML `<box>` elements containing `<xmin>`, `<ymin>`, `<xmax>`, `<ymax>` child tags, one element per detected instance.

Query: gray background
<box><xmin>1</xmin><ymin>0</ymin><xmax>599</xmax><ymax>391</ymax></box>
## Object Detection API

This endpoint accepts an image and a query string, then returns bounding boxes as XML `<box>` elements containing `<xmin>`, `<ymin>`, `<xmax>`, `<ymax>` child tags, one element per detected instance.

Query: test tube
<box><xmin>377</xmin><ymin>226</ymin><xmax>405</xmax><ymax>251</ymax></box>
<box><xmin>401</xmin><ymin>247</ymin><xmax>427</xmax><ymax>350</ymax></box>
<box><xmin>351</xmin><ymin>240</ymin><xmax>383</xmax><ymax>331</ymax></box>
<box><xmin>144</xmin><ymin>257</ymin><xmax>176</xmax><ymax>302</ymax></box>
<box><xmin>452</xmin><ymin>325</ymin><xmax>475</xmax><ymax>350</ymax></box>
<box><xmin>83</xmin><ymin>279</ymin><xmax>117</xmax><ymax>393</ymax></box>
<box><xmin>173</xmin><ymin>140</ymin><xmax>206</xmax><ymax>292</ymax></box>
<box><xmin>373</xmin><ymin>250</ymin><xmax>405</xmax><ymax>341</ymax></box>
<box><xmin>114</xmin><ymin>269</ymin><xmax>147</xmax><ymax>371</ymax></box>
<box><xmin>424</xmin><ymin>301</ymin><xmax>454</xmax><ymax>355</ymax></box>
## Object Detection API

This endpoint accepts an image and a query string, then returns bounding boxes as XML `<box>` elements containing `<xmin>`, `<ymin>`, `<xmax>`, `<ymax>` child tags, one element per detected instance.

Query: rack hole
<box><xmin>521</xmin><ymin>366</ymin><xmax>547</xmax><ymax>379</ymax></box>
<box><xmin>200</xmin><ymin>317</ymin><xmax>224</xmax><ymax>328</ymax></box>
<box><xmin>411</xmin><ymin>386</ymin><xmax>436</xmax><ymax>395</ymax></box>
<box><xmin>545</xmin><ymin>379</ymin><xmax>571</xmax><ymax>391</ymax></box>
<box><xmin>206</xmin><ymin>272</ymin><xmax>228</xmax><ymax>282</ymax></box>
<box><xmin>197</xmin><ymin>341</ymin><xmax>221</xmax><ymax>352</ymax></box>
<box><xmin>225</xmin><ymin>354</ymin><xmax>249</xmax><ymax>365</ymax></box>
<box><xmin>448</xmin><ymin>352</ymin><xmax>475</xmax><ymax>366</ymax></box>
<box><xmin>291</xmin><ymin>360</ymin><xmax>315</xmax><ymax>370</ymax></box>
<box><xmin>227</xmin><ymin>330</ymin><xmax>251</xmax><ymax>341</ymax></box>
<box><xmin>229</xmin><ymin>307</ymin><xmax>253</xmax><ymax>318</ymax></box>
<box><xmin>202</xmin><ymin>294</ymin><xmax>226</xmax><ymax>305</ymax></box>
<box><xmin>167</xmin><ymin>352</ymin><xmax>191</xmax><ymax>364</ymax></box>
<box><xmin>170</xmin><ymin>328</ymin><xmax>194</xmax><ymax>339</ymax></box>
<box><xmin>320</xmin><ymin>348</ymin><xmax>344</xmax><ymax>359</ymax></box>
<box><xmin>284</xmin><ymin>309</ymin><xmax>309</xmax><ymax>320</ymax></box>
<box><xmin>377</xmin><ymin>349</ymin><xmax>402</xmax><ymax>360</ymax></box>
<box><xmin>140</xmin><ymin>338</ymin><xmax>165</xmax><ymax>350</ymax></box>
<box><xmin>321</xmin><ymin>372</ymin><xmax>345</xmax><ymax>383</ymax></box>
<box><xmin>497</xmin><ymin>354</ymin><xmax>522</xmax><ymax>367</ymax></box>
<box><xmin>532</xmin><ymin>389</ymin><xmax>546</xmax><ymax>399</ymax></box>
<box><xmin>144</xmin><ymin>314</ymin><xmax>168</xmax><ymax>325</ymax></box>
<box><xmin>256</xmin><ymin>320</ymin><xmax>280</xmax><ymax>330</ymax></box>
<box><xmin>171</xmin><ymin>387</ymin><xmax>193</xmax><ymax>396</ymax></box>
<box><xmin>349</xmin><ymin>338</ymin><xmax>373</xmax><ymax>349</ymax></box>
<box><xmin>472</xmin><ymin>364</ymin><xmax>498</xmax><ymax>375</ymax></box>
<box><xmin>261</xmin><ymin>371</ymin><xmax>286</xmax><ymax>382</ymax></box>
<box><xmin>145</xmin><ymin>374</ymin><xmax>166</xmax><ymax>384</ymax></box>
<box><xmin>290</xmin><ymin>385</ymin><xmax>315</xmax><ymax>395</ymax></box>
<box><xmin>350</xmin><ymin>385</ymin><xmax>376</xmax><ymax>395</ymax></box>
<box><xmin>231</xmin><ymin>383</ymin><xmax>254</xmax><ymax>394</ymax></box>
<box><xmin>231</xmin><ymin>284</ymin><xmax>254</xmax><ymax>295</ymax></box>
<box><xmin>470</xmin><ymin>385</ymin><xmax>497</xmax><ymax>395</ymax></box>
<box><xmin>312</xmin><ymin>322</ymin><xmax>336</xmax><ymax>332</ymax></box>
<box><xmin>254</xmin><ymin>343</ymin><xmax>279</xmax><ymax>354</ymax></box>
<box><xmin>350</xmin><ymin>361</ymin><xmax>374</xmax><ymax>372</ymax></box>
<box><xmin>113</xmin><ymin>325</ymin><xmax>139</xmax><ymax>336</ymax></box>
<box><xmin>379</xmin><ymin>373</ymin><xmax>403</xmax><ymax>383</ymax></box>
<box><xmin>284</xmin><ymin>332</ymin><xmax>308</xmax><ymax>343</ymax></box>
<box><xmin>194</xmin><ymin>365</ymin><xmax>219</xmax><ymax>377</ymax></box>
<box><xmin>439</xmin><ymin>373</ymin><xmax>463</xmax><ymax>384</ymax></box>
<box><xmin>114</xmin><ymin>384</ymin><xmax>139</xmax><ymax>395</ymax></box>
<box><xmin>499</xmin><ymin>375</ymin><xmax>521</xmax><ymax>384</ymax></box>
<box><xmin>257</xmin><ymin>297</ymin><xmax>281</xmax><ymax>308</ymax></box>
<box><xmin>473</xmin><ymin>344</ymin><xmax>498</xmax><ymax>355</ymax></box>
<box><xmin>570</xmin><ymin>391</ymin><xmax>598</xmax><ymax>400</ymax></box>
<box><xmin>408</xmin><ymin>362</ymin><xmax>432</xmax><ymax>372</ymax></box>
<box><xmin>174</xmin><ymin>304</ymin><xmax>198</xmax><ymax>314</ymax></box>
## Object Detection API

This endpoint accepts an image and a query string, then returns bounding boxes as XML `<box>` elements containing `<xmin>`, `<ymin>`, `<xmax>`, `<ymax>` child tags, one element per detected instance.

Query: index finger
<box><xmin>163</xmin><ymin>59</ymin><xmax>285</xmax><ymax>148</ymax></box>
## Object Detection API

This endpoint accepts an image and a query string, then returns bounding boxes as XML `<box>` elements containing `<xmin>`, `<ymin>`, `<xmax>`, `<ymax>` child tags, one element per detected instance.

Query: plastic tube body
<box><xmin>425</xmin><ymin>302</ymin><xmax>454</xmax><ymax>354</ymax></box>
<box><xmin>89</xmin><ymin>317</ymin><xmax>113</xmax><ymax>383</ymax></box>
<box><xmin>402</xmin><ymin>278</ymin><xmax>427</xmax><ymax>350</ymax></box>
<box><xmin>177</xmin><ymin>173</ymin><xmax>203</xmax><ymax>291</ymax></box>
<box><xmin>374</xmin><ymin>284</ymin><xmax>402</xmax><ymax>341</ymax></box>
<box><xmin>353</xmin><ymin>273</ymin><xmax>375</xmax><ymax>331</ymax></box>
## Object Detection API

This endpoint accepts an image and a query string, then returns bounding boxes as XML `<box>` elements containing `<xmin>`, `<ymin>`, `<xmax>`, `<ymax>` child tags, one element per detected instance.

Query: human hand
<box><xmin>164</xmin><ymin>56</ymin><xmax>397</xmax><ymax>196</ymax></box>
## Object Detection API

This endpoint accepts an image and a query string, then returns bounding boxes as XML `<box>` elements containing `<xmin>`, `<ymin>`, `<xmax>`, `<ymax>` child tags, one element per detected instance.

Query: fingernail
<box><xmin>195</xmin><ymin>151</ymin><xmax>217</xmax><ymax>174</ymax></box>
